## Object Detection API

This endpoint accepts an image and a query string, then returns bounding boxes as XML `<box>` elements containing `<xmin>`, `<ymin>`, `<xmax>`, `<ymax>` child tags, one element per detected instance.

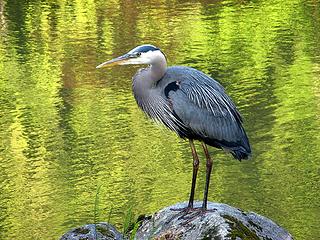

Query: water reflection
<box><xmin>0</xmin><ymin>0</ymin><xmax>319</xmax><ymax>239</ymax></box>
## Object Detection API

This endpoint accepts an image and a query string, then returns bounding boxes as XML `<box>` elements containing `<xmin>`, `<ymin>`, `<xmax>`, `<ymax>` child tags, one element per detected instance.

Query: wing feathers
<box><xmin>163</xmin><ymin>66</ymin><xmax>251</xmax><ymax>158</ymax></box>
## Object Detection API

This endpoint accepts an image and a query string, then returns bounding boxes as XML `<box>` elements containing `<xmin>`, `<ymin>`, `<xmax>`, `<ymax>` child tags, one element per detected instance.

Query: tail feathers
<box><xmin>230</xmin><ymin>147</ymin><xmax>251</xmax><ymax>161</ymax></box>
<box><xmin>203</xmin><ymin>135</ymin><xmax>251</xmax><ymax>161</ymax></box>
<box><xmin>230</xmin><ymin>127</ymin><xmax>251</xmax><ymax>161</ymax></box>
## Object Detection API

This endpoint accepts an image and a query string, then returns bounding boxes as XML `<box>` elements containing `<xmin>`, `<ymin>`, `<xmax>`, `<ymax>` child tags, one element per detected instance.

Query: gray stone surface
<box><xmin>134</xmin><ymin>201</ymin><xmax>294</xmax><ymax>240</ymax></box>
<box><xmin>60</xmin><ymin>222</ymin><xmax>124</xmax><ymax>240</ymax></box>
<box><xmin>59</xmin><ymin>202</ymin><xmax>294</xmax><ymax>240</ymax></box>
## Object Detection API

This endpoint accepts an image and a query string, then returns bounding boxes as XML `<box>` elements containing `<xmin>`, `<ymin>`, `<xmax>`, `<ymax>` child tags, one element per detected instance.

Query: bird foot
<box><xmin>170</xmin><ymin>206</ymin><xmax>193</xmax><ymax>212</ymax></box>
<box><xmin>170</xmin><ymin>206</ymin><xmax>217</xmax><ymax>223</ymax></box>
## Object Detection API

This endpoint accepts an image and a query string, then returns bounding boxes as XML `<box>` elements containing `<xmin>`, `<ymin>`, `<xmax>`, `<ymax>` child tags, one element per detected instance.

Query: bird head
<box><xmin>96</xmin><ymin>44</ymin><xmax>165</xmax><ymax>68</ymax></box>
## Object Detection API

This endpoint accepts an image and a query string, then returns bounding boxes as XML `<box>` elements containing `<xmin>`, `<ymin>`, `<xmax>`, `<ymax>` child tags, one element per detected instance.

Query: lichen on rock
<box><xmin>134</xmin><ymin>202</ymin><xmax>294</xmax><ymax>240</ymax></box>
<box><xmin>60</xmin><ymin>202</ymin><xmax>294</xmax><ymax>240</ymax></box>
<box><xmin>60</xmin><ymin>222</ymin><xmax>124</xmax><ymax>240</ymax></box>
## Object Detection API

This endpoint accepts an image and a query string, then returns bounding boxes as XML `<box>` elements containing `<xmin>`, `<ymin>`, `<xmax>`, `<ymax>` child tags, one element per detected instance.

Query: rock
<box><xmin>60</xmin><ymin>202</ymin><xmax>294</xmax><ymax>240</ymax></box>
<box><xmin>134</xmin><ymin>201</ymin><xmax>294</xmax><ymax>240</ymax></box>
<box><xmin>60</xmin><ymin>222</ymin><xmax>124</xmax><ymax>240</ymax></box>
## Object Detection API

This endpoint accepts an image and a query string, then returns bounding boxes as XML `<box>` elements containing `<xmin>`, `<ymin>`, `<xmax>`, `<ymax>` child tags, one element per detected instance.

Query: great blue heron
<box><xmin>97</xmin><ymin>44</ymin><xmax>251</xmax><ymax>211</ymax></box>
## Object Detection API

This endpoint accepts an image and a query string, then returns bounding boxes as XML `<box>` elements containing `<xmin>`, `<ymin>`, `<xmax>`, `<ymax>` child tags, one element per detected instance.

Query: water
<box><xmin>0</xmin><ymin>0</ymin><xmax>319</xmax><ymax>239</ymax></box>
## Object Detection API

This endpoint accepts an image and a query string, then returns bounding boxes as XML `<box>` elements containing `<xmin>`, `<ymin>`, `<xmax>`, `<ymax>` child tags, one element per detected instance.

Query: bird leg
<box><xmin>188</xmin><ymin>139</ymin><xmax>200</xmax><ymax>208</ymax></box>
<box><xmin>201</xmin><ymin>142</ymin><xmax>213</xmax><ymax>210</ymax></box>
<box><xmin>170</xmin><ymin>139</ymin><xmax>199</xmax><ymax>213</ymax></box>
<box><xmin>171</xmin><ymin>141</ymin><xmax>215</xmax><ymax>218</ymax></box>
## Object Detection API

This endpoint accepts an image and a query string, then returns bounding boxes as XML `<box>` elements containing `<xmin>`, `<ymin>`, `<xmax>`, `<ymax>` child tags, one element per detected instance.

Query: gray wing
<box><xmin>164</xmin><ymin>66</ymin><xmax>250</xmax><ymax>157</ymax></box>
<box><xmin>172</xmin><ymin>67</ymin><xmax>242</xmax><ymax>123</ymax></box>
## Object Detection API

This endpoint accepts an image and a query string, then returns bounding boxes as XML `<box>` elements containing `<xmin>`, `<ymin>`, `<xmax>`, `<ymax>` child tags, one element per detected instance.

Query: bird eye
<box><xmin>136</xmin><ymin>52</ymin><xmax>141</xmax><ymax>57</ymax></box>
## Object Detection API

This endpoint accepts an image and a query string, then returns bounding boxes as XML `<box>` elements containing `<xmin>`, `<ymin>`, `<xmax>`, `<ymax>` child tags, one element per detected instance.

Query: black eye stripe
<box><xmin>132</xmin><ymin>45</ymin><xmax>160</xmax><ymax>54</ymax></box>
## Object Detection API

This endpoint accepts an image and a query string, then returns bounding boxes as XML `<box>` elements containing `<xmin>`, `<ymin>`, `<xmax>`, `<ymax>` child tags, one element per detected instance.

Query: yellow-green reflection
<box><xmin>0</xmin><ymin>0</ymin><xmax>319</xmax><ymax>239</ymax></box>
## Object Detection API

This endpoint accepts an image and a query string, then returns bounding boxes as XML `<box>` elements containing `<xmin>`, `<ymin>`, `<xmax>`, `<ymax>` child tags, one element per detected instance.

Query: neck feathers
<box><xmin>133</xmin><ymin>51</ymin><xmax>167</xmax><ymax>89</ymax></box>
<box><xmin>150</xmin><ymin>52</ymin><xmax>167</xmax><ymax>81</ymax></box>
<box><xmin>132</xmin><ymin>52</ymin><xmax>167</xmax><ymax>111</ymax></box>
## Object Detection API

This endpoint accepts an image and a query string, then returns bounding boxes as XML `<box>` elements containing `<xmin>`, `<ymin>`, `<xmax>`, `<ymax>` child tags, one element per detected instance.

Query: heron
<box><xmin>97</xmin><ymin>44</ymin><xmax>251</xmax><ymax>211</ymax></box>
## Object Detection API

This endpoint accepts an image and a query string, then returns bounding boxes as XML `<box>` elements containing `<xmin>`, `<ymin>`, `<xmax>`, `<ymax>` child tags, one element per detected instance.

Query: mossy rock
<box><xmin>60</xmin><ymin>222</ymin><xmax>124</xmax><ymax>240</ymax></box>
<box><xmin>134</xmin><ymin>201</ymin><xmax>294</xmax><ymax>240</ymax></box>
<box><xmin>60</xmin><ymin>202</ymin><xmax>293</xmax><ymax>240</ymax></box>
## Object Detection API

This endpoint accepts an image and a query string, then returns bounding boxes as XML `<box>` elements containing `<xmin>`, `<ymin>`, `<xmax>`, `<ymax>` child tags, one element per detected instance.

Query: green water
<box><xmin>0</xmin><ymin>0</ymin><xmax>319</xmax><ymax>239</ymax></box>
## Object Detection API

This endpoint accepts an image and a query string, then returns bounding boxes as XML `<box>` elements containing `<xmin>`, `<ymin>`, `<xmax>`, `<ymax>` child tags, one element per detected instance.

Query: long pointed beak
<box><xmin>96</xmin><ymin>54</ymin><xmax>131</xmax><ymax>68</ymax></box>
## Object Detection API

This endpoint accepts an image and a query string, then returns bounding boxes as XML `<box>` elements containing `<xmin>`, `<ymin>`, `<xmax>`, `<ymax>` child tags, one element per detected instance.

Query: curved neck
<box><xmin>149</xmin><ymin>54</ymin><xmax>167</xmax><ymax>82</ymax></box>
<box><xmin>133</xmin><ymin>52</ymin><xmax>167</xmax><ymax>91</ymax></box>
<box><xmin>132</xmin><ymin>54</ymin><xmax>167</xmax><ymax>108</ymax></box>
<box><xmin>132</xmin><ymin>53</ymin><xmax>167</xmax><ymax>101</ymax></box>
